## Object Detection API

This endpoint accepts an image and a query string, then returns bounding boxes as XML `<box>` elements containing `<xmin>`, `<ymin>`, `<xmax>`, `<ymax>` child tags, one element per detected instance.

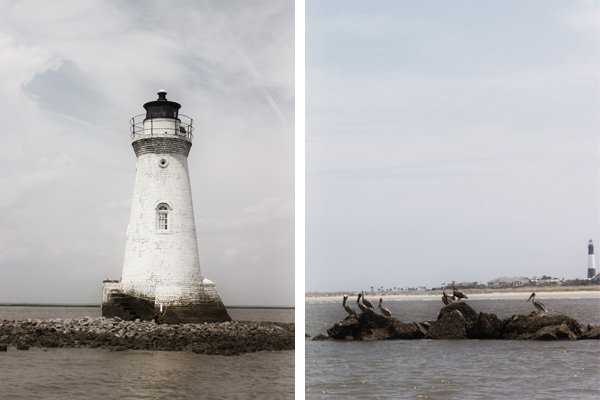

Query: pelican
<box><xmin>356</xmin><ymin>293</ymin><xmax>368</xmax><ymax>313</ymax></box>
<box><xmin>527</xmin><ymin>292</ymin><xmax>548</xmax><ymax>313</ymax></box>
<box><xmin>378</xmin><ymin>298</ymin><xmax>392</xmax><ymax>317</ymax></box>
<box><xmin>361</xmin><ymin>290</ymin><xmax>375</xmax><ymax>309</ymax></box>
<box><xmin>442</xmin><ymin>285</ymin><xmax>453</xmax><ymax>305</ymax></box>
<box><xmin>342</xmin><ymin>294</ymin><xmax>357</xmax><ymax>316</ymax></box>
<box><xmin>453</xmin><ymin>282</ymin><xmax>468</xmax><ymax>301</ymax></box>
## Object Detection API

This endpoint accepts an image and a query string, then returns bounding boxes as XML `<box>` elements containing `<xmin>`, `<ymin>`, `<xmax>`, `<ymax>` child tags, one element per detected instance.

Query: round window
<box><xmin>159</xmin><ymin>158</ymin><xmax>169</xmax><ymax>168</ymax></box>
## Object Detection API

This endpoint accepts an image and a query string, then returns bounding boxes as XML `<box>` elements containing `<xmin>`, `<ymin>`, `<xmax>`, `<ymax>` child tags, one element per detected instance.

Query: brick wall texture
<box><xmin>132</xmin><ymin>136</ymin><xmax>192</xmax><ymax>157</ymax></box>
<box><xmin>121</xmin><ymin>135</ymin><xmax>217</xmax><ymax>306</ymax></box>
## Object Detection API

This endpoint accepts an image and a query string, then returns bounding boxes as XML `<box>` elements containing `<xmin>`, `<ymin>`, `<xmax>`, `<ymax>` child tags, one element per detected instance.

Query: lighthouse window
<box><xmin>151</xmin><ymin>105</ymin><xmax>166</xmax><ymax>117</ymax></box>
<box><xmin>157</xmin><ymin>204</ymin><xmax>170</xmax><ymax>231</ymax></box>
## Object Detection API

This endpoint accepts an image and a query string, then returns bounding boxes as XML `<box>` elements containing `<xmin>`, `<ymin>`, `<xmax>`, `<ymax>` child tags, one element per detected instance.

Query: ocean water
<box><xmin>306</xmin><ymin>296</ymin><xmax>600</xmax><ymax>400</ymax></box>
<box><xmin>0</xmin><ymin>307</ymin><xmax>294</xmax><ymax>400</ymax></box>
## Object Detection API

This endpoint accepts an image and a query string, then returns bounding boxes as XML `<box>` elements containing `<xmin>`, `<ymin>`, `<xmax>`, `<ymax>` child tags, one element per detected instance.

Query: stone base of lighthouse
<box><xmin>101</xmin><ymin>279</ymin><xmax>231</xmax><ymax>324</ymax></box>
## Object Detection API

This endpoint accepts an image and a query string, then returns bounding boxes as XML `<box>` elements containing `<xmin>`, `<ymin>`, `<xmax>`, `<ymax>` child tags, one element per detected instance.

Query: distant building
<box><xmin>487</xmin><ymin>276</ymin><xmax>530</xmax><ymax>288</ymax></box>
<box><xmin>534</xmin><ymin>277</ymin><xmax>563</xmax><ymax>285</ymax></box>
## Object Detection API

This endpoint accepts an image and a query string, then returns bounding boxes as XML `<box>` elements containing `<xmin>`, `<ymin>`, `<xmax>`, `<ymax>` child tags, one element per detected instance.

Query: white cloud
<box><xmin>0</xmin><ymin>33</ymin><xmax>60</xmax><ymax>93</ymax></box>
<box><xmin>0</xmin><ymin>1</ymin><xmax>294</xmax><ymax>306</ymax></box>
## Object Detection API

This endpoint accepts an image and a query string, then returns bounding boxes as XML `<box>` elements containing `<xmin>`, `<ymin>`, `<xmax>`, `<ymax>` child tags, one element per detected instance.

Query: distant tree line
<box><xmin>560</xmin><ymin>279</ymin><xmax>596</xmax><ymax>286</ymax></box>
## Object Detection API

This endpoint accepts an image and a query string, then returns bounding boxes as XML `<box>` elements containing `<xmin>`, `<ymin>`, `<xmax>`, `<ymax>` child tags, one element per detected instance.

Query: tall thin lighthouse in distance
<box><xmin>588</xmin><ymin>239</ymin><xmax>596</xmax><ymax>279</ymax></box>
<box><xmin>102</xmin><ymin>90</ymin><xmax>230</xmax><ymax>323</ymax></box>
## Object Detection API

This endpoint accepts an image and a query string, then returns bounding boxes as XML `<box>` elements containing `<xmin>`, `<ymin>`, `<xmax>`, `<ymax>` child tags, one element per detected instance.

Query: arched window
<box><xmin>156</xmin><ymin>203</ymin><xmax>170</xmax><ymax>231</ymax></box>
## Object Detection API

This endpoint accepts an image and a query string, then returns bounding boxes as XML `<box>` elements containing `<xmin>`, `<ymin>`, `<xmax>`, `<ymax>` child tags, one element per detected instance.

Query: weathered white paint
<box><xmin>120</xmin><ymin>117</ymin><xmax>218</xmax><ymax>306</ymax></box>
<box><xmin>142</xmin><ymin>117</ymin><xmax>181</xmax><ymax>136</ymax></box>
<box><xmin>102</xmin><ymin>281</ymin><xmax>122</xmax><ymax>304</ymax></box>
<box><xmin>122</xmin><ymin>147</ymin><xmax>203</xmax><ymax>298</ymax></box>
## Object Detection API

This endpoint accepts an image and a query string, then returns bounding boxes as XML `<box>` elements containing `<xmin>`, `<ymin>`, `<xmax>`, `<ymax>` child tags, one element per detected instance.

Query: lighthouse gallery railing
<box><xmin>130</xmin><ymin>114</ymin><xmax>194</xmax><ymax>140</ymax></box>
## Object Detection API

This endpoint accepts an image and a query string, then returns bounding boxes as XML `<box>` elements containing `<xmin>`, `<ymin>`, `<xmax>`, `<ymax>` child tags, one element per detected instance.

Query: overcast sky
<box><xmin>0</xmin><ymin>0</ymin><xmax>294</xmax><ymax>306</ymax></box>
<box><xmin>306</xmin><ymin>0</ymin><xmax>599</xmax><ymax>292</ymax></box>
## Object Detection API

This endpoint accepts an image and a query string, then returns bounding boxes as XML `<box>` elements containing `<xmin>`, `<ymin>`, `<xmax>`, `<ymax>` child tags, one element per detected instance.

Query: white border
<box><xmin>295</xmin><ymin>0</ymin><xmax>306</xmax><ymax>399</ymax></box>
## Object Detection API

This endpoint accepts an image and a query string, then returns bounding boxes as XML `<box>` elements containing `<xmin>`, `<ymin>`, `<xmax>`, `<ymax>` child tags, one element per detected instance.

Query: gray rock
<box><xmin>528</xmin><ymin>324</ymin><xmax>577</xmax><ymax>341</ymax></box>
<box><xmin>470</xmin><ymin>312</ymin><xmax>504</xmax><ymax>339</ymax></box>
<box><xmin>503</xmin><ymin>314</ymin><xmax>586</xmax><ymax>340</ymax></box>
<box><xmin>327</xmin><ymin>311</ymin><xmax>395</xmax><ymax>340</ymax></box>
<box><xmin>426</xmin><ymin>310</ymin><xmax>467</xmax><ymax>340</ymax></box>
<box><xmin>579</xmin><ymin>326</ymin><xmax>600</xmax><ymax>340</ymax></box>
<box><xmin>438</xmin><ymin>301</ymin><xmax>478</xmax><ymax>323</ymax></box>
<box><xmin>389</xmin><ymin>321</ymin><xmax>427</xmax><ymax>339</ymax></box>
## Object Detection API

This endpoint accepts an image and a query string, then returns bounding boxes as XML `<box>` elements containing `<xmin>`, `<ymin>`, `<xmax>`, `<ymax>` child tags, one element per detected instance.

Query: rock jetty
<box><xmin>0</xmin><ymin>317</ymin><xmax>294</xmax><ymax>356</ymax></box>
<box><xmin>326</xmin><ymin>302</ymin><xmax>600</xmax><ymax>341</ymax></box>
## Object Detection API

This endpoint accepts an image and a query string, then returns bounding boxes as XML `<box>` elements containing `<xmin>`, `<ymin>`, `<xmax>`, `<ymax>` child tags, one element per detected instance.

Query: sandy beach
<box><xmin>306</xmin><ymin>289</ymin><xmax>600</xmax><ymax>302</ymax></box>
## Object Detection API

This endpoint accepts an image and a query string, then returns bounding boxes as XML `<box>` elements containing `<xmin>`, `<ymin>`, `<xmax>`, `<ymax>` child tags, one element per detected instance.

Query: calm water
<box><xmin>0</xmin><ymin>307</ymin><xmax>294</xmax><ymax>400</ymax></box>
<box><xmin>306</xmin><ymin>296</ymin><xmax>600</xmax><ymax>400</ymax></box>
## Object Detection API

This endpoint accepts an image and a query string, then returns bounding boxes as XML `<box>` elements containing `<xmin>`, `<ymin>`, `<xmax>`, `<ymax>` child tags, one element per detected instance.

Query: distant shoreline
<box><xmin>0</xmin><ymin>303</ymin><xmax>294</xmax><ymax>309</ymax></box>
<box><xmin>0</xmin><ymin>304</ymin><xmax>100</xmax><ymax>308</ymax></box>
<box><xmin>306</xmin><ymin>286</ymin><xmax>600</xmax><ymax>302</ymax></box>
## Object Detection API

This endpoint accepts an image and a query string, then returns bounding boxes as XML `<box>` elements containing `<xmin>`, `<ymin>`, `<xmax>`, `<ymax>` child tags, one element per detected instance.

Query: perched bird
<box><xmin>361</xmin><ymin>290</ymin><xmax>375</xmax><ymax>309</ymax></box>
<box><xmin>342</xmin><ymin>294</ymin><xmax>357</xmax><ymax>317</ymax></box>
<box><xmin>442</xmin><ymin>285</ymin><xmax>453</xmax><ymax>305</ymax></box>
<box><xmin>453</xmin><ymin>282</ymin><xmax>468</xmax><ymax>301</ymax></box>
<box><xmin>378</xmin><ymin>298</ymin><xmax>392</xmax><ymax>317</ymax></box>
<box><xmin>527</xmin><ymin>292</ymin><xmax>548</xmax><ymax>313</ymax></box>
<box><xmin>356</xmin><ymin>293</ymin><xmax>368</xmax><ymax>313</ymax></box>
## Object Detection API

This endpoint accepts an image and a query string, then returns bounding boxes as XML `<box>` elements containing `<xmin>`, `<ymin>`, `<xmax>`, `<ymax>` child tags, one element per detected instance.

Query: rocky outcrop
<box><xmin>325</xmin><ymin>302</ymin><xmax>598</xmax><ymax>341</ymax></box>
<box><xmin>501</xmin><ymin>313</ymin><xmax>585</xmax><ymax>340</ymax></box>
<box><xmin>0</xmin><ymin>317</ymin><xmax>294</xmax><ymax>356</ymax></box>
<box><xmin>327</xmin><ymin>309</ymin><xmax>425</xmax><ymax>340</ymax></box>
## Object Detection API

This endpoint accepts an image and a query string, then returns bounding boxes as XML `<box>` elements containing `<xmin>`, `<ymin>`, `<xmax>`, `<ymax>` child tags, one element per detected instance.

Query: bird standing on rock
<box><xmin>357</xmin><ymin>293</ymin><xmax>368</xmax><ymax>313</ymax></box>
<box><xmin>453</xmin><ymin>282</ymin><xmax>468</xmax><ymax>301</ymax></box>
<box><xmin>442</xmin><ymin>285</ymin><xmax>453</xmax><ymax>305</ymax></box>
<box><xmin>378</xmin><ymin>298</ymin><xmax>392</xmax><ymax>317</ymax></box>
<box><xmin>527</xmin><ymin>292</ymin><xmax>548</xmax><ymax>313</ymax></box>
<box><xmin>342</xmin><ymin>295</ymin><xmax>357</xmax><ymax>316</ymax></box>
<box><xmin>361</xmin><ymin>290</ymin><xmax>375</xmax><ymax>309</ymax></box>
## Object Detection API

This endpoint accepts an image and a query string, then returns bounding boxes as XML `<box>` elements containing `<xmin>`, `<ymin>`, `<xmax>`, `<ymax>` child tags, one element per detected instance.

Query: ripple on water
<box><xmin>0</xmin><ymin>348</ymin><xmax>294</xmax><ymax>400</ymax></box>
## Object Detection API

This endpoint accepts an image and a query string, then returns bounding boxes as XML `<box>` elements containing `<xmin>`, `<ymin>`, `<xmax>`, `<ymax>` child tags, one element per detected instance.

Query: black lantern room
<box><xmin>143</xmin><ymin>90</ymin><xmax>181</xmax><ymax>120</ymax></box>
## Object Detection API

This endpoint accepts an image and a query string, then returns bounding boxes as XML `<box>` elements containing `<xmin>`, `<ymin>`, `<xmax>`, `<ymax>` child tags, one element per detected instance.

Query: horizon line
<box><xmin>0</xmin><ymin>303</ymin><xmax>295</xmax><ymax>309</ymax></box>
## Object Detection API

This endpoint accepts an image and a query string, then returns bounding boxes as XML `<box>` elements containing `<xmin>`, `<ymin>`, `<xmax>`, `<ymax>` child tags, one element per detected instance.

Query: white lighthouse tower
<box><xmin>102</xmin><ymin>90</ymin><xmax>230</xmax><ymax>323</ymax></box>
<box><xmin>588</xmin><ymin>239</ymin><xmax>596</xmax><ymax>279</ymax></box>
